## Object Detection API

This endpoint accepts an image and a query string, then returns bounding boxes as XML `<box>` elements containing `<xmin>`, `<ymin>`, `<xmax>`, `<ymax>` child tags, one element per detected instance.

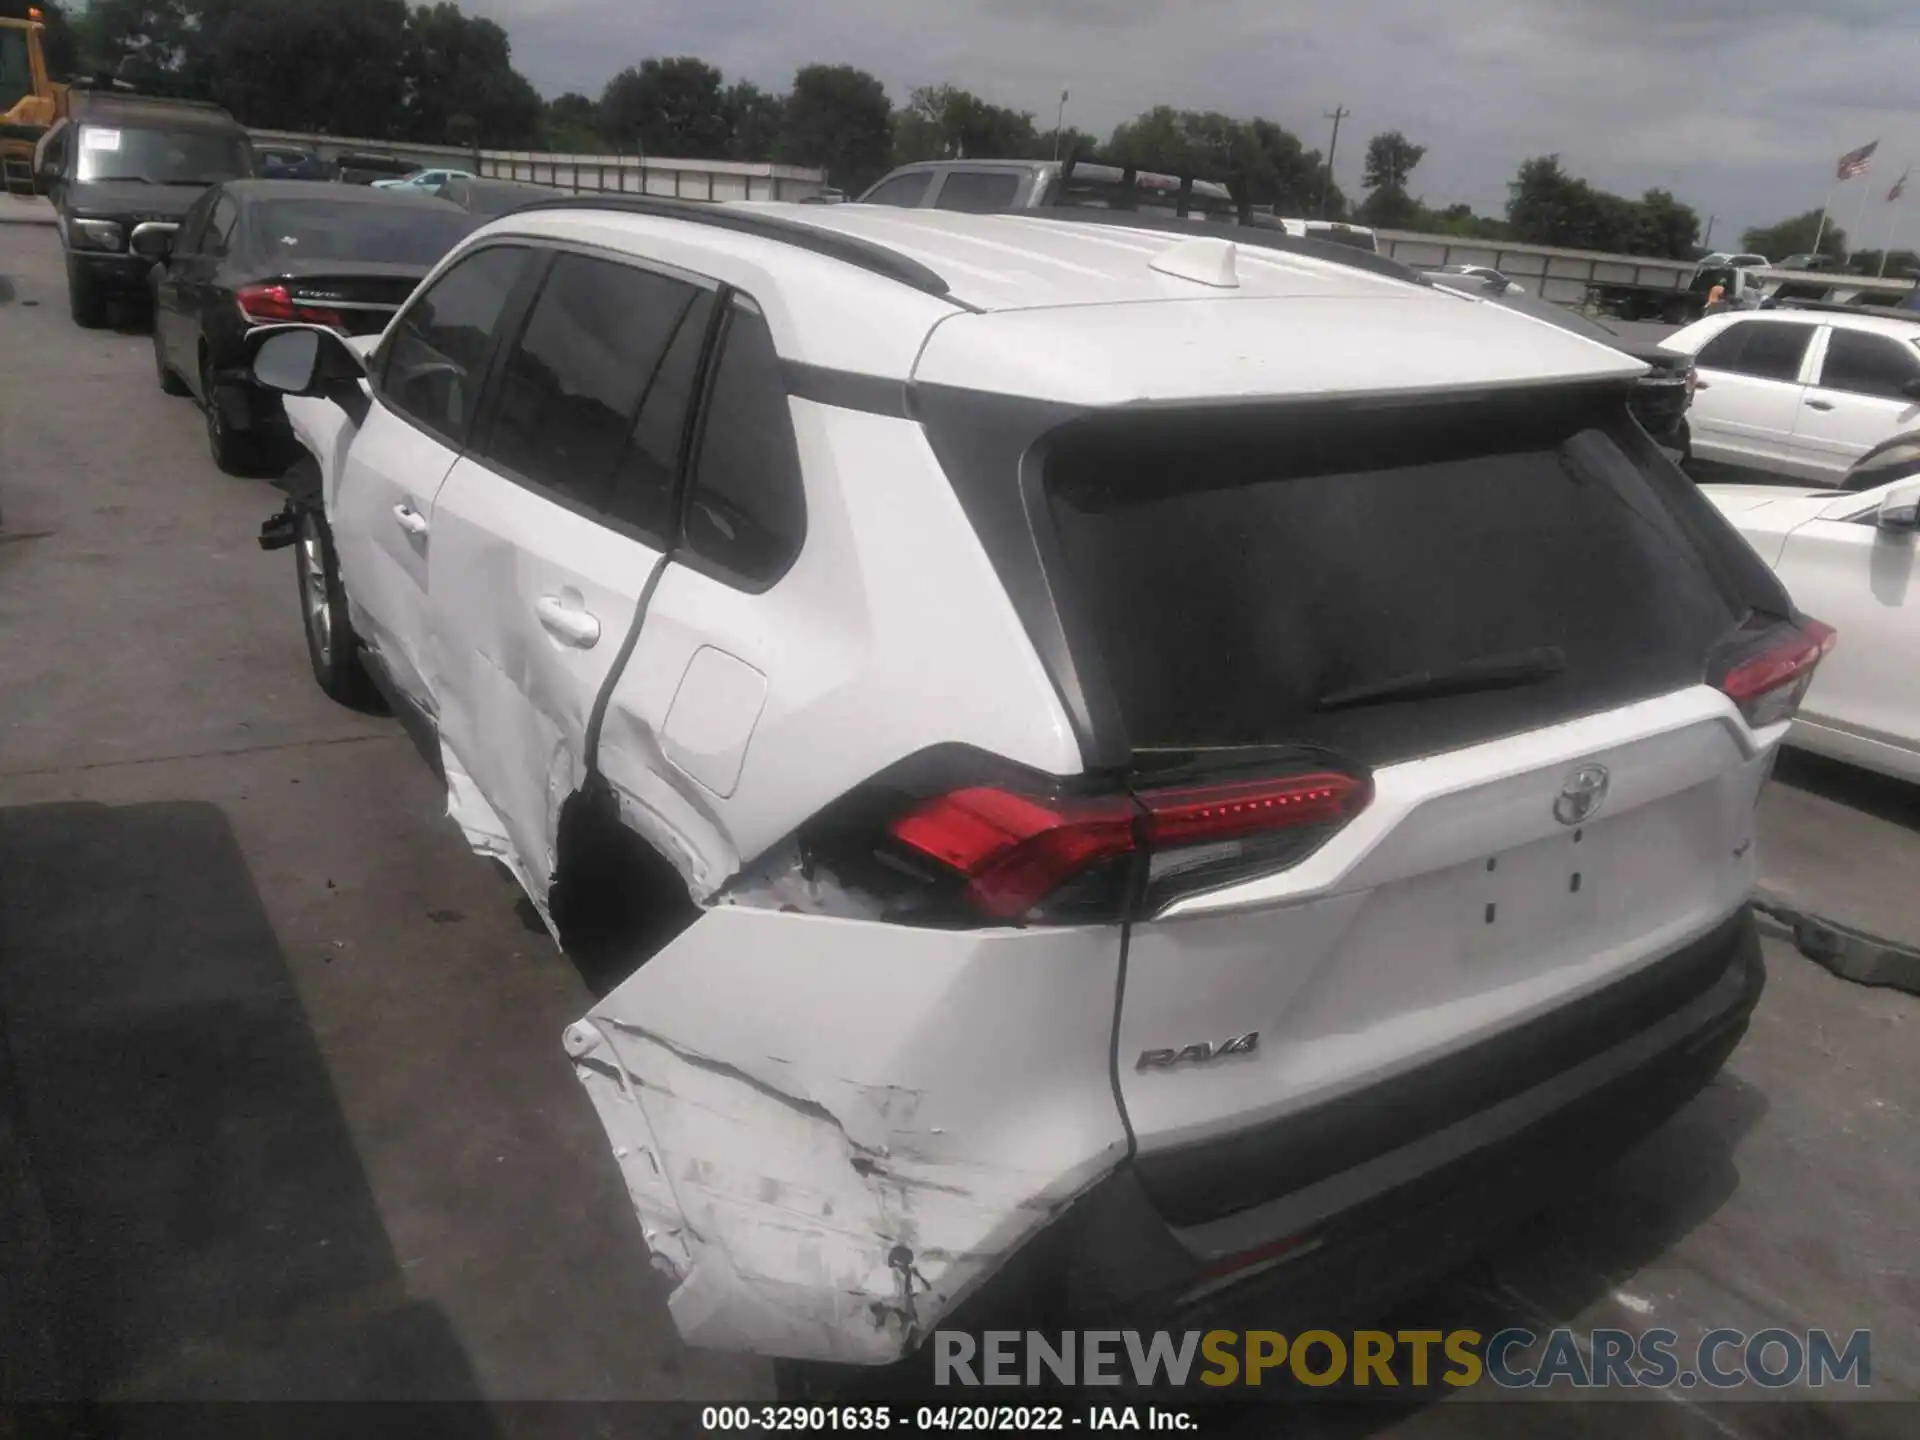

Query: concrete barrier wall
<box><xmin>1374</xmin><ymin>228</ymin><xmax>1696</xmax><ymax>301</ymax></box>
<box><xmin>244</xmin><ymin>128</ymin><xmax>825</xmax><ymax>203</ymax></box>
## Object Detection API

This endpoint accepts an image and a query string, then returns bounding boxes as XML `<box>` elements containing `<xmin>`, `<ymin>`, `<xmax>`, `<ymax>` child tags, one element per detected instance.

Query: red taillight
<box><xmin>888</xmin><ymin>772</ymin><xmax>1370</xmax><ymax>922</ymax></box>
<box><xmin>1716</xmin><ymin>619</ymin><xmax>1836</xmax><ymax>729</ymax></box>
<box><xmin>890</xmin><ymin>787</ymin><xmax>1136</xmax><ymax>921</ymax></box>
<box><xmin>1138</xmin><ymin>773</ymin><xmax>1368</xmax><ymax>847</ymax></box>
<box><xmin>237</xmin><ymin>283</ymin><xmax>346</xmax><ymax>331</ymax></box>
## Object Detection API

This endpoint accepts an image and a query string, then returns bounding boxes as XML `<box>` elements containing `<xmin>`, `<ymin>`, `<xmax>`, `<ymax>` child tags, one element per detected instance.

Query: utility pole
<box><xmin>1319</xmin><ymin>104</ymin><xmax>1349</xmax><ymax>218</ymax></box>
<box><xmin>1053</xmin><ymin>90</ymin><xmax>1069</xmax><ymax>162</ymax></box>
<box><xmin>1701</xmin><ymin>214</ymin><xmax>1716</xmax><ymax>251</ymax></box>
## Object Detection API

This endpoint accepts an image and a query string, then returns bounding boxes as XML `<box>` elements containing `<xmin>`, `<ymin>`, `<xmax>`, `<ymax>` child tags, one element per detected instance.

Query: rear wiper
<box><xmin>1316</xmin><ymin>646</ymin><xmax>1566</xmax><ymax>712</ymax></box>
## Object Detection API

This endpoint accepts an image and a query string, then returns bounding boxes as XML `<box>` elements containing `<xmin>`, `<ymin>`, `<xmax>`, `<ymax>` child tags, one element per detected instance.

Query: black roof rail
<box><xmin>502</xmin><ymin>193</ymin><xmax>953</xmax><ymax>300</ymax></box>
<box><xmin>1054</xmin><ymin>153</ymin><xmax>1239</xmax><ymax>221</ymax></box>
<box><xmin>1019</xmin><ymin>206</ymin><xmax>1429</xmax><ymax>287</ymax></box>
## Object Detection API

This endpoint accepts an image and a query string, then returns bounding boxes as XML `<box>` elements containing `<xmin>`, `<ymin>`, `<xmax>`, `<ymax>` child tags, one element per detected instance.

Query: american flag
<box><xmin>1890</xmin><ymin>168</ymin><xmax>1909</xmax><ymax>203</ymax></box>
<box><xmin>1837</xmin><ymin>139</ymin><xmax>1879</xmax><ymax>180</ymax></box>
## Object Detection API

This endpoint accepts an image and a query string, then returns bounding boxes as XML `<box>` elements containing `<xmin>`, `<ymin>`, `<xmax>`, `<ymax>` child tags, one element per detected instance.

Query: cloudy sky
<box><xmin>466</xmin><ymin>0</ymin><xmax>1920</xmax><ymax>246</ymax></box>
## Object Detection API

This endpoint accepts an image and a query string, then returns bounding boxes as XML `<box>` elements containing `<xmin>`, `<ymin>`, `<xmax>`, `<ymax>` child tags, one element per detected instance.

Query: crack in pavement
<box><xmin>0</xmin><ymin>731</ymin><xmax>403</xmax><ymax>782</ymax></box>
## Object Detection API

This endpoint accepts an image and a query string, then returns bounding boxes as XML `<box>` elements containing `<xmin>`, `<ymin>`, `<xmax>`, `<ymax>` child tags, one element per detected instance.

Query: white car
<box><xmin>371</xmin><ymin>166</ymin><xmax>475</xmax><ymax>193</ymax></box>
<box><xmin>1663</xmin><ymin>307</ymin><xmax>1920</xmax><ymax>480</ymax></box>
<box><xmin>1703</xmin><ymin>470</ymin><xmax>1920</xmax><ymax>782</ymax></box>
<box><xmin>247</xmin><ymin>200</ymin><xmax>1818</xmax><ymax>1367</ymax></box>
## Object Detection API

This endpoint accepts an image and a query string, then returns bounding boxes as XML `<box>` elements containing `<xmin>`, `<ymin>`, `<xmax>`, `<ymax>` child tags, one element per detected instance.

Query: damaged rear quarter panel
<box><xmin>564</xmin><ymin>906</ymin><xmax>1127</xmax><ymax>1363</ymax></box>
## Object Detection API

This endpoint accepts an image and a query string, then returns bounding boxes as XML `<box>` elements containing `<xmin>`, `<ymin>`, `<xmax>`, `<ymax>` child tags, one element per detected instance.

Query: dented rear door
<box><xmin>426</xmin><ymin>251</ymin><xmax>719</xmax><ymax>905</ymax></box>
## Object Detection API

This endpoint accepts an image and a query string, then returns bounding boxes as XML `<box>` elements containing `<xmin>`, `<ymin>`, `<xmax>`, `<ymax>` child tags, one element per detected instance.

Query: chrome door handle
<box><xmin>1805</xmin><ymin>399</ymin><xmax>1834</xmax><ymax>411</ymax></box>
<box><xmin>392</xmin><ymin>503</ymin><xmax>429</xmax><ymax>537</ymax></box>
<box><xmin>534</xmin><ymin>595</ymin><xmax>601</xmax><ymax>648</ymax></box>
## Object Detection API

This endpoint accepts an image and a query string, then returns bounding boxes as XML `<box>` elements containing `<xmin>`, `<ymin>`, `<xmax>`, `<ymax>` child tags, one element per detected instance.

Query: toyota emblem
<box><xmin>1553</xmin><ymin>764</ymin><xmax>1610</xmax><ymax>826</ymax></box>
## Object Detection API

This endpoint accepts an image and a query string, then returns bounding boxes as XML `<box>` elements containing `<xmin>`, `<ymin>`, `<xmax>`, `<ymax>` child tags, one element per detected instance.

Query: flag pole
<box><xmin>1846</xmin><ymin>176</ymin><xmax>1873</xmax><ymax>265</ymax></box>
<box><xmin>1812</xmin><ymin>178</ymin><xmax>1838</xmax><ymax>256</ymax></box>
<box><xmin>1883</xmin><ymin>204</ymin><xmax>1904</xmax><ymax>278</ymax></box>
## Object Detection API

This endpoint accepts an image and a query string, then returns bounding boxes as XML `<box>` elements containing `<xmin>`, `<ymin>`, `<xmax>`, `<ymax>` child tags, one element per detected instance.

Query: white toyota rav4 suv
<box><xmin>249</xmin><ymin>197</ymin><xmax>1826</xmax><ymax>1370</ymax></box>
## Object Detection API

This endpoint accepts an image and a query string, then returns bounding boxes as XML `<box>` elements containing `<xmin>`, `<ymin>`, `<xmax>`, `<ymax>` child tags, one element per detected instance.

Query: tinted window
<box><xmin>1697</xmin><ymin>321</ymin><xmax>1810</xmax><ymax>381</ymax></box>
<box><xmin>1042</xmin><ymin>393</ymin><xmax>1741</xmax><ymax>766</ymax></box>
<box><xmin>74</xmin><ymin>124</ymin><xmax>248</xmax><ymax>185</ymax></box>
<box><xmin>250</xmin><ymin>201</ymin><xmax>473</xmax><ymax>266</ymax></box>
<box><xmin>860</xmin><ymin>172</ymin><xmax>932</xmax><ymax>207</ymax></box>
<box><xmin>683</xmin><ymin>296</ymin><xmax>806</xmax><ymax>587</ymax></box>
<box><xmin>935</xmin><ymin>171</ymin><xmax>1022</xmax><ymax>213</ymax></box>
<box><xmin>0</xmin><ymin>29</ymin><xmax>30</xmax><ymax>113</ymax></box>
<box><xmin>1818</xmin><ymin>328</ymin><xmax>1920</xmax><ymax>400</ymax></box>
<box><xmin>381</xmin><ymin>244</ymin><xmax>530</xmax><ymax>444</ymax></box>
<box><xmin>482</xmin><ymin>253</ymin><xmax>703</xmax><ymax>529</ymax></box>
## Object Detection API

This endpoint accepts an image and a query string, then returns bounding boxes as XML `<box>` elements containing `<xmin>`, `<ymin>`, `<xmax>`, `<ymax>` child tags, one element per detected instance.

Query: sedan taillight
<box><xmin>237</xmin><ymin>283</ymin><xmax>347</xmax><ymax>332</ymax></box>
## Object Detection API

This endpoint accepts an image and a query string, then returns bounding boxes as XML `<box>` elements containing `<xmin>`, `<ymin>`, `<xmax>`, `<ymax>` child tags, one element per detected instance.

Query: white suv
<box><xmin>1664</xmin><ymin>305</ymin><xmax>1920</xmax><ymax>480</ymax></box>
<box><xmin>249</xmin><ymin>199</ymin><xmax>1824</xmax><ymax>1368</ymax></box>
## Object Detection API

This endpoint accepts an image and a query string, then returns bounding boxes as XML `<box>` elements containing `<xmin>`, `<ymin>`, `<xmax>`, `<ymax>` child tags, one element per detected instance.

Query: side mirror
<box><xmin>246</xmin><ymin>324</ymin><xmax>367</xmax><ymax>398</ymax></box>
<box><xmin>1877</xmin><ymin>478</ymin><xmax>1920</xmax><ymax>531</ymax></box>
<box><xmin>130</xmin><ymin>224</ymin><xmax>175</xmax><ymax>261</ymax></box>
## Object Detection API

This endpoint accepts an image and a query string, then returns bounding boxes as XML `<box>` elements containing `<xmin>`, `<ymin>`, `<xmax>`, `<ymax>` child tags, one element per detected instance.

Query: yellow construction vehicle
<box><xmin>1</xmin><ymin>9</ymin><xmax>66</xmax><ymax>197</ymax></box>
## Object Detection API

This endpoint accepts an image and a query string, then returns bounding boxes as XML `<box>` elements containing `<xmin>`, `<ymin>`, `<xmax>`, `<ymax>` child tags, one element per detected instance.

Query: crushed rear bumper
<box><xmin>967</xmin><ymin>908</ymin><xmax>1764</xmax><ymax>1337</ymax></box>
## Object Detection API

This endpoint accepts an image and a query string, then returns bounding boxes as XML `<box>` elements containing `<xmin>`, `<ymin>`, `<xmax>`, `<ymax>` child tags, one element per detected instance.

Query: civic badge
<box><xmin>1553</xmin><ymin>764</ymin><xmax>1610</xmax><ymax>826</ymax></box>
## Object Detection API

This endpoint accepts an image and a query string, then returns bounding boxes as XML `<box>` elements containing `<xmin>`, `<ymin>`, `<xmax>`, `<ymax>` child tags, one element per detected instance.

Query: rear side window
<box><xmin>935</xmin><ymin>171</ymin><xmax>1021</xmax><ymax>213</ymax></box>
<box><xmin>861</xmin><ymin>172</ymin><xmax>932</xmax><ymax>207</ymax></box>
<box><xmin>1696</xmin><ymin>321</ymin><xmax>1812</xmax><ymax>381</ymax></box>
<box><xmin>482</xmin><ymin>253</ymin><xmax>705</xmax><ymax>533</ymax></box>
<box><xmin>1041</xmin><ymin>392</ymin><xmax>1742</xmax><ymax>766</ymax></box>
<box><xmin>1818</xmin><ymin>328</ymin><xmax>1920</xmax><ymax>400</ymax></box>
<box><xmin>380</xmin><ymin>244</ymin><xmax>530</xmax><ymax>445</ymax></box>
<box><xmin>682</xmin><ymin>296</ymin><xmax>806</xmax><ymax>588</ymax></box>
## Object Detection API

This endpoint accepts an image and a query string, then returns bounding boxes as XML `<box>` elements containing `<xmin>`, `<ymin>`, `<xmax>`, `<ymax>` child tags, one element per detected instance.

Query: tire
<box><xmin>293</xmin><ymin>504</ymin><xmax>370</xmax><ymax>705</ymax></box>
<box><xmin>66</xmin><ymin>257</ymin><xmax>105</xmax><ymax>329</ymax></box>
<box><xmin>153</xmin><ymin>323</ymin><xmax>190</xmax><ymax>395</ymax></box>
<box><xmin>201</xmin><ymin>354</ymin><xmax>260</xmax><ymax>475</ymax></box>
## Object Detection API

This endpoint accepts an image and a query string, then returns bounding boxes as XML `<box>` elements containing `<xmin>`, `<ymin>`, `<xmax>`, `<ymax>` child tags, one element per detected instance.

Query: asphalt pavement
<box><xmin>1</xmin><ymin>217</ymin><xmax>1915</xmax><ymax>1432</ymax></box>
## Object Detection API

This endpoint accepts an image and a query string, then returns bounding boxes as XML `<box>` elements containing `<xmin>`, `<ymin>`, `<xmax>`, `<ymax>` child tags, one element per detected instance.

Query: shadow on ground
<box><xmin>0</xmin><ymin>799</ymin><xmax>493</xmax><ymax>1414</ymax></box>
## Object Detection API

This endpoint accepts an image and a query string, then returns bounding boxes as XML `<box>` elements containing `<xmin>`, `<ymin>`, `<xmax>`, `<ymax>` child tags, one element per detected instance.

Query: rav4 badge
<box><xmin>1137</xmin><ymin>1033</ymin><xmax>1259</xmax><ymax>1071</ymax></box>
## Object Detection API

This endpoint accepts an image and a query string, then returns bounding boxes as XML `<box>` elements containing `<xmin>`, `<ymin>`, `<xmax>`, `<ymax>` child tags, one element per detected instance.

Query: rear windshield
<box><xmin>1042</xmin><ymin>389</ymin><xmax>1743</xmax><ymax>765</ymax></box>
<box><xmin>251</xmin><ymin>201</ymin><xmax>473</xmax><ymax>265</ymax></box>
<box><xmin>75</xmin><ymin>124</ymin><xmax>248</xmax><ymax>186</ymax></box>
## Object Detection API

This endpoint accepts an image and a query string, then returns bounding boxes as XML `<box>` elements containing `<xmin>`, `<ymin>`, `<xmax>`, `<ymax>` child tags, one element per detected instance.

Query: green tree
<box><xmin>1361</xmin><ymin>130</ymin><xmax>1425</xmax><ymax>191</ymax></box>
<box><xmin>1742</xmin><ymin>208</ymin><xmax>1847</xmax><ymax>262</ymax></box>
<box><xmin>72</xmin><ymin>0</ymin><xmax>192</xmax><ymax>84</ymax></box>
<box><xmin>190</xmin><ymin>0</ymin><xmax>409</xmax><ymax>136</ymax></box>
<box><xmin>600</xmin><ymin>56</ymin><xmax>729</xmax><ymax>158</ymax></box>
<box><xmin>1631</xmin><ymin>187</ymin><xmax>1701</xmax><ymax>260</ymax></box>
<box><xmin>723</xmin><ymin>80</ymin><xmax>783</xmax><ymax>161</ymax></box>
<box><xmin>1106</xmin><ymin>108</ymin><xmax>1336</xmax><ymax>216</ymax></box>
<box><xmin>892</xmin><ymin>85</ymin><xmax>1037</xmax><ymax>164</ymax></box>
<box><xmin>1356</xmin><ymin>130</ymin><xmax>1427</xmax><ymax>230</ymax></box>
<box><xmin>778</xmin><ymin>63</ymin><xmax>892</xmax><ymax>191</ymax></box>
<box><xmin>400</xmin><ymin>2</ymin><xmax>540</xmax><ymax>146</ymax></box>
<box><xmin>1427</xmin><ymin>201</ymin><xmax>1508</xmax><ymax>240</ymax></box>
<box><xmin>542</xmin><ymin>91</ymin><xmax>605</xmax><ymax>152</ymax></box>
